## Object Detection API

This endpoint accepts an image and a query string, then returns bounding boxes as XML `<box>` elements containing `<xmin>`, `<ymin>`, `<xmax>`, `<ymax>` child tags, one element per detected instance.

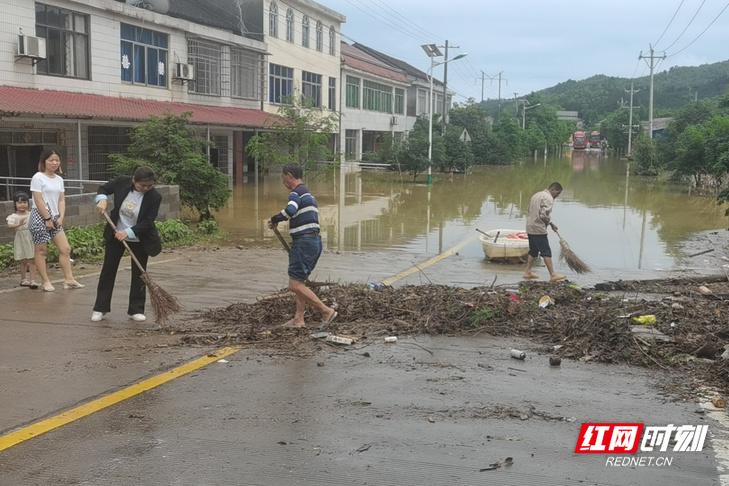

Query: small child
<box><xmin>6</xmin><ymin>192</ymin><xmax>38</xmax><ymax>289</ymax></box>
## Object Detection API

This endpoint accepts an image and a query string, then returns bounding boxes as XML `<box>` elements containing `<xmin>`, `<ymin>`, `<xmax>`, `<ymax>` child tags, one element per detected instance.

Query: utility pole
<box><xmin>514</xmin><ymin>92</ymin><xmax>519</xmax><ymax>116</ymax></box>
<box><xmin>440</xmin><ymin>40</ymin><xmax>460</xmax><ymax>134</ymax></box>
<box><xmin>639</xmin><ymin>45</ymin><xmax>666</xmax><ymax>139</ymax></box>
<box><xmin>625</xmin><ymin>82</ymin><xmax>640</xmax><ymax>156</ymax></box>
<box><xmin>480</xmin><ymin>70</ymin><xmax>485</xmax><ymax>103</ymax></box>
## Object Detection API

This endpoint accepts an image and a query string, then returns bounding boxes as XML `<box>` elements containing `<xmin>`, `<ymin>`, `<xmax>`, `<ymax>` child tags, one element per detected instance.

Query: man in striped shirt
<box><xmin>269</xmin><ymin>165</ymin><xmax>337</xmax><ymax>328</ymax></box>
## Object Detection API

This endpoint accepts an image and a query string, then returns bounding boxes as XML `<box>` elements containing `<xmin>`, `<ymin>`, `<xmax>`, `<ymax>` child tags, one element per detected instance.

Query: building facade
<box><xmin>0</xmin><ymin>0</ymin><xmax>278</xmax><ymax>199</ymax></box>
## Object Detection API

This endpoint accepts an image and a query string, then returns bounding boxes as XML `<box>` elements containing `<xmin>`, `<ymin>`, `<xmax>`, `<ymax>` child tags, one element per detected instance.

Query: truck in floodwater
<box><xmin>589</xmin><ymin>131</ymin><xmax>602</xmax><ymax>148</ymax></box>
<box><xmin>573</xmin><ymin>131</ymin><xmax>588</xmax><ymax>150</ymax></box>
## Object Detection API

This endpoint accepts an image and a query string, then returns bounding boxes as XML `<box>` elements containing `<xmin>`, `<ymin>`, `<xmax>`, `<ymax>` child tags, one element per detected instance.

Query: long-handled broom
<box><xmin>553</xmin><ymin>228</ymin><xmax>591</xmax><ymax>274</ymax></box>
<box><xmin>103</xmin><ymin>212</ymin><xmax>181</xmax><ymax>324</ymax></box>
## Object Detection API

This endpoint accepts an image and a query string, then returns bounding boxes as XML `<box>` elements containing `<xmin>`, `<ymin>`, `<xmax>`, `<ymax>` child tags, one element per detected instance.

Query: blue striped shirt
<box><xmin>271</xmin><ymin>183</ymin><xmax>320</xmax><ymax>236</ymax></box>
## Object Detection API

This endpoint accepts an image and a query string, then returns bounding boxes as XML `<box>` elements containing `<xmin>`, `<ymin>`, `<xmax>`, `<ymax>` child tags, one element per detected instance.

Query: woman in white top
<box><xmin>28</xmin><ymin>149</ymin><xmax>84</xmax><ymax>292</ymax></box>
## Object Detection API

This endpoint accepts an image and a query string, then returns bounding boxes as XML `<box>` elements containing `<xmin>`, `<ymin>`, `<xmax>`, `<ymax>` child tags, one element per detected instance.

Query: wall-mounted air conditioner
<box><xmin>174</xmin><ymin>63</ymin><xmax>195</xmax><ymax>81</ymax></box>
<box><xmin>17</xmin><ymin>35</ymin><xmax>46</xmax><ymax>63</ymax></box>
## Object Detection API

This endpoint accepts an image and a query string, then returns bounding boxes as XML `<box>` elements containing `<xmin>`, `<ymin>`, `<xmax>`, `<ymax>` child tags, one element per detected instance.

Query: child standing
<box><xmin>6</xmin><ymin>192</ymin><xmax>38</xmax><ymax>289</ymax></box>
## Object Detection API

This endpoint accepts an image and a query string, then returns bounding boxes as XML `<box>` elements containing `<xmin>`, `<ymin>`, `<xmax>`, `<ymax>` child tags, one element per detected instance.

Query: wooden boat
<box><xmin>480</xmin><ymin>229</ymin><xmax>530</xmax><ymax>260</ymax></box>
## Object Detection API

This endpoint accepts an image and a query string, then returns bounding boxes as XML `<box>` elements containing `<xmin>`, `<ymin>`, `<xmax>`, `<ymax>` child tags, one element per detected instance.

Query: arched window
<box><xmin>329</xmin><ymin>26</ymin><xmax>335</xmax><ymax>55</ymax></box>
<box><xmin>315</xmin><ymin>21</ymin><xmax>323</xmax><ymax>52</ymax></box>
<box><xmin>286</xmin><ymin>8</ymin><xmax>294</xmax><ymax>42</ymax></box>
<box><xmin>302</xmin><ymin>15</ymin><xmax>310</xmax><ymax>48</ymax></box>
<box><xmin>269</xmin><ymin>2</ymin><xmax>278</xmax><ymax>38</ymax></box>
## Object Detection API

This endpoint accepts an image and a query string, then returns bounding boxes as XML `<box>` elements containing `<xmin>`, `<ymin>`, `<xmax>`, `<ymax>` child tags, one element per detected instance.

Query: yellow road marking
<box><xmin>0</xmin><ymin>346</ymin><xmax>240</xmax><ymax>452</ymax></box>
<box><xmin>381</xmin><ymin>234</ymin><xmax>479</xmax><ymax>286</ymax></box>
<box><xmin>0</xmin><ymin>257</ymin><xmax>181</xmax><ymax>295</ymax></box>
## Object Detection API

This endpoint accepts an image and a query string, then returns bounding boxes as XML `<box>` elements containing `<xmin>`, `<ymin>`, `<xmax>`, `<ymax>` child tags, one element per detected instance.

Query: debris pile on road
<box><xmin>178</xmin><ymin>276</ymin><xmax>729</xmax><ymax>393</ymax></box>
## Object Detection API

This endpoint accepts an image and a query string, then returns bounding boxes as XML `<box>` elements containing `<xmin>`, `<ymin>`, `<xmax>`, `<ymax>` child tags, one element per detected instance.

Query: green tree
<box><xmin>442</xmin><ymin>125</ymin><xmax>474</xmax><ymax>173</ymax></box>
<box><xmin>397</xmin><ymin>117</ymin><xmax>444</xmax><ymax>181</ymax></box>
<box><xmin>246</xmin><ymin>98</ymin><xmax>338</xmax><ymax>171</ymax></box>
<box><xmin>633</xmin><ymin>137</ymin><xmax>660</xmax><ymax>175</ymax></box>
<box><xmin>110</xmin><ymin>113</ymin><xmax>230</xmax><ymax>220</ymax></box>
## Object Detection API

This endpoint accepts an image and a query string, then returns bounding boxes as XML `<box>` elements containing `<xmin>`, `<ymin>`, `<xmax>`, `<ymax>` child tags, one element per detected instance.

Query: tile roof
<box><xmin>352</xmin><ymin>43</ymin><xmax>442</xmax><ymax>86</ymax></box>
<box><xmin>341</xmin><ymin>43</ymin><xmax>408</xmax><ymax>83</ymax></box>
<box><xmin>0</xmin><ymin>86</ymin><xmax>282</xmax><ymax>128</ymax></box>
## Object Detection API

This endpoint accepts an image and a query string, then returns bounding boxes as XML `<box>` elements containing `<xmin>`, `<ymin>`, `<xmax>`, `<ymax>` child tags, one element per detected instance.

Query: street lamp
<box><xmin>421</xmin><ymin>45</ymin><xmax>467</xmax><ymax>185</ymax></box>
<box><xmin>521</xmin><ymin>101</ymin><xmax>541</xmax><ymax>130</ymax></box>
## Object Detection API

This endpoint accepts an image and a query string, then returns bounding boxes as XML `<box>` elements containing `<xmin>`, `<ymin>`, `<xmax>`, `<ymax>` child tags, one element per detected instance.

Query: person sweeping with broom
<box><xmin>269</xmin><ymin>164</ymin><xmax>337</xmax><ymax>328</ymax></box>
<box><xmin>91</xmin><ymin>167</ymin><xmax>162</xmax><ymax>322</ymax></box>
<box><xmin>523</xmin><ymin>182</ymin><xmax>567</xmax><ymax>283</ymax></box>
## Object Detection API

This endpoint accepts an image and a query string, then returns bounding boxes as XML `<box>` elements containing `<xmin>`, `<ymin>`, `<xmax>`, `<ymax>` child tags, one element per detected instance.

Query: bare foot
<box><xmin>550</xmin><ymin>274</ymin><xmax>566</xmax><ymax>282</ymax></box>
<box><xmin>281</xmin><ymin>319</ymin><xmax>306</xmax><ymax>328</ymax></box>
<box><xmin>523</xmin><ymin>272</ymin><xmax>539</xmax><ymax>280</ymax></box>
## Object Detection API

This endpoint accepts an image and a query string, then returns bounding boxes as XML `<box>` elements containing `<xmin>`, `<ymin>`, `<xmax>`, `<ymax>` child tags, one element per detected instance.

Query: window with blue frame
<box><xmin>120</xmin><ymin>23</ymin><xmax>168</xmax><ymax>87</ymax></box>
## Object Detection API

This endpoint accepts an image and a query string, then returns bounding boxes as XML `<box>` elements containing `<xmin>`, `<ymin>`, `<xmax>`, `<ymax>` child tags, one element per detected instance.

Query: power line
<box><xmin>662</xmin><ymin>0</ymin><xmax>708</xmax><ymax>52</ymax></box>
<box><xmin>667</xmin><ymin>1</ymin><xmax>729</xmax><ymax>57</ymax></box>
<box><xmin>653</xmin><ymin>0</ymin><xmax>686</xmax><ymax>48</ymax></box>
<box><xmin>367</xmin><ymin>0</ymin><xmax>444</xmax><ymax>41</ymax></box>
<box><xmin>340</xmin><ymin>0</ymin><xmax>426</xmax><ymax>42</ymax></box>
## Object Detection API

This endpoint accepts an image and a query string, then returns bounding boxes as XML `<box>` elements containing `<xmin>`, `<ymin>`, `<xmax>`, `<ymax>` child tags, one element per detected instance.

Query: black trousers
<box><xmin>93</xmin><ymin>239</ymin><xmax>148</xmax><ymax>315</ymax></box>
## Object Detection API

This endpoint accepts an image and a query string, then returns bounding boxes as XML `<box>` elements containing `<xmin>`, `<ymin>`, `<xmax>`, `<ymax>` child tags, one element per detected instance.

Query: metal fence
<box><xmin>0</xmin><ymin>176</ymin><xmax>108</xmax><ymax>201</ymax></box>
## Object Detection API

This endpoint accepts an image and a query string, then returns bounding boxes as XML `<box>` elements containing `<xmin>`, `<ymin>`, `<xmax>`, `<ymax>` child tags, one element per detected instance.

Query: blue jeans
<box><xmin>288</xmin><ymin>234</ymin><xmax>322</xmax><ymax>282</ymax></box>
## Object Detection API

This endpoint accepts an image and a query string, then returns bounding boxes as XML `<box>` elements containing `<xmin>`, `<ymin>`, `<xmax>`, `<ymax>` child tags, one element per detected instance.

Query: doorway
<box><xmin>0</xmin><ymin>145</ymin><xmax>43</xmax><ymax>200</ymax></box>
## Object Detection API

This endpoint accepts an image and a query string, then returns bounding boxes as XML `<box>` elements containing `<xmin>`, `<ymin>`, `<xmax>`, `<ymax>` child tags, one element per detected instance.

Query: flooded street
<box><xmin>216</xmin><ymin>152</ymin><xmax>728</xmax><ymax>280</ymax></box>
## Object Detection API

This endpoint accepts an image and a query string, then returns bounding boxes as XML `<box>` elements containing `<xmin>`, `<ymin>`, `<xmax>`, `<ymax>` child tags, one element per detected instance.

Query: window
<box><xmin>269</xmin><ymin>2</ymin><xmax>278</xmax><ymax>38</ymax></box>
<box><xmin>315</xmin><ymin>21</ymin><xmax>323</xmax><ymax>52</ymax></box>
<box><xmin>302</xmin><ymin>16</ymin><xmax>310</xmax><ymax>48</ymax></box>
<box><xmin>345</xmin><ymin>130</ymin><xmax>358</xmax><ymax>161</ymax></box>
<box><xmin>269</xmin><ymin>63</ymin><xmax>293</xmax><ymax>103</ymax></box>
<box><xmin>346</xmin><ymin>76</ymin><xmax>360</xmax><ymax>109</ymax></box>
<box><xmin>328</xmin><ymin>77</ymin><xmax>336</xmax><ymax>111</ymax></box>
<box><xmin>188</xmin><ymin>38</ymin><xmax>222</xmax><ymax>96</ymax></box>
<box><xmin>210</xmin><ymin>136</ymin><xmax>229</xmax><ymax>174</ymax></box>
<box><xmin>286</xmin><ymin>9</ymin><xmax>294</xmax><ymax>42</ymax></box>
<box><xmin>88</xmin><ymin>126</ymin><xmax>132</xmax><ymax>181</ymax></box>
<box><xmin>363</xmin><ymin>80</ymin><xmax>393</xmax><ymax>113</ymax></box>
<box><xmin>329</xmin><ymin>26</ymin><xmax>336</xmax><ymax>55</ymax></box>
<box><xmin>434</xmin><ymin>92</ymin><xmax>444</xmax><ymax>115</ymax></box>
<box><xmin>417</xmin><ymin>88</ymin><xmax>428</xmax><ymax>115</ymax></box>
<box><xmin>35</xmin><ymin>3</ymin><xmax>89</xmax><ymax>79</ymax></box>
<box><xmin>120</xmin><ymin>24</ymin><xmax>168</xmax><ymax>87</ymax></box>
<box><xmin>231</xmin><ymin>48</ymin><xmax>259</xmax><ymax>99</ymax></box>
<box><xmin>302</xmin><ymin>71</ymin><xmax>321</xmax><ymax>107</ymax></box>
<box><xmin>394</xmin><ymin>88</ymin><xmax>404</xmax><ymax>115</ymax></box>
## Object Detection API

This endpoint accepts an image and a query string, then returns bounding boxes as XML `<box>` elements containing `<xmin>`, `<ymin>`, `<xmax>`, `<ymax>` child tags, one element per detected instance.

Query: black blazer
<box><xmin>97</xmin><ymin>176</ymin><xmax>162</xmax><ymax>257</ymax></box>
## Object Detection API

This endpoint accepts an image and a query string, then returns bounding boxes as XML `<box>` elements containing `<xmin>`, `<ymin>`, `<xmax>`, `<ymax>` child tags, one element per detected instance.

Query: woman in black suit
<box><xmin>91</xmin><ymin>167</ymin><xmax>162</xmax><ymax>322</ymax></box>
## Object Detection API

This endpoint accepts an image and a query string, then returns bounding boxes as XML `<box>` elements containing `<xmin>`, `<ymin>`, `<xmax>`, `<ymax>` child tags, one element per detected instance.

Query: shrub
<box><xmin>197</xmin><ymin>218</ymin><xmax>219</xmax><ymax>235</ymax></box>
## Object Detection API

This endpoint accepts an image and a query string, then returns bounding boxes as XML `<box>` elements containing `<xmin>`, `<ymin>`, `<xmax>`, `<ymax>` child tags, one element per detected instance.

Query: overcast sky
<box><xmin>325</xmin><ymin>0</ymin><xmax>729</xmax><ymax>103</ymax></box>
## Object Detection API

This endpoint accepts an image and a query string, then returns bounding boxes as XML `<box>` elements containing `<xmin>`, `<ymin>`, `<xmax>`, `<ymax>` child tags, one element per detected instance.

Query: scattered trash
<box><xmin>549</xmin><ymin>356</ymin><xmax>562</xmax><ymax>367</ymax></box>
<box><xmin>478</xmin><ymin>363</ymin><xmax>494</xmax><ymax>370</ymax></box>
<box><xmin>688</xmin><ymin>248</ymin><xmax>715</xmax><ymax>258</ymax></box>
<box><xmin>672</xmin><ymin>303</ymin><xmax>685</xmax><ymax>310</ymax></box>
<box><xmin>510</xmin><ymin>349</ymin><xmax>526</xmax><ymax>360</ymax></box>
<box><xmin>631</xmin><ymin>326</ymin><xmax>672</xmax><ymax>342</ymax></box>
<box><xmin>355</xmin><ymin>443</ymin><xmax>372</xmax><ymax>453</ymax></box>
<box><xmin>712</xmin><ymin>397</ymin><xmax>726</xmax><ymax>409</ymax></box>
<box><xmin>310</xmin><ymin>331</ymin><xmax>330</xmax><ymax>340</ymax></box>
<box><xmin>384</xmin><ymin>336</ymin><xmax>398</xmax><ymax>343</ymax></box>
<box><xmin>538</xmin><ymin>295</ymin><xmax>555</xmax><ymax>309</ymax></box>
<box><xmin>427</xmin><ymin>416</ymin><xmax>436</xmax><ymax>423</ymax></box>
<box><xmin>507</xmin><ymin>367</ymin><xmax>527</xmax><ymax>373</ymax></box>
<box><xmin>698</xmin><ymin>286</ymin><xmax>713</xmax><ymax>296</ymax></box>
<box><xmin>721</xmin><ymin>347</ymin><xmax>729</xmax><ymax>360</ymax></box>
<box><xmin>632</xmin><ymin>315</ymin><xmax>657</xmax><ymax>325</ymax></box>
<box><xmin>217</xmin><ymin>359</ymin><xmax>229</xmax><ymax>363</ymax></box>
<box><xmin>326</xmin><ymin>335</ymin><xmax>354</xmax><ymax>346</ymax></box>
<box><xmin>367</xmin><ymin>282</ymin><xmax>386</xmax><ymax>291</ymax></box>
<box><xmin>509</xmin><ymin>293</ymin><xmax>520</xmax><ymax>302</ymax></box>
<box><xmin>480</xmin><ymin>457</ymin><xmax>514</xmax><ymax>472</ymax></box>
<box><xmin>277</xmin><ymin>441</ymin><xmax>288</xmax><ymax>445</ymax></box>
<box><xmin>361</xmin><ymin>352</ymin><xmax>371</xmax><ymax>358</ymax></box>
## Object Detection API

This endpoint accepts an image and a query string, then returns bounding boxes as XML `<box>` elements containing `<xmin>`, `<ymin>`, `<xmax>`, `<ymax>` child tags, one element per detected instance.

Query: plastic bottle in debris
<box><xmin>510</xmin><ymin>349</ymin><xmax>526</xmax><ymax>360</ymax></box>
<box><xmin>367</xmin><ymin>282</ymin><xmax>385</xmax><ymax>291</ymax></box>
<box><xmin>384</xmin><ymin>336</ymin><xmax>398</xmax><ymax>343</ymax></box>
<box><xmin>326</xmin><ymin>335</ymin><xmax>353</xmax><ymax>345</ymax></box>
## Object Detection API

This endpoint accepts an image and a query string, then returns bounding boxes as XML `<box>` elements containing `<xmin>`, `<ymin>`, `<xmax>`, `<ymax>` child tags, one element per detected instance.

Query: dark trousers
<box><xmin>93</xmin><ymin>239</ymin><xmax>148</xmax><ymax>315</ymax></box>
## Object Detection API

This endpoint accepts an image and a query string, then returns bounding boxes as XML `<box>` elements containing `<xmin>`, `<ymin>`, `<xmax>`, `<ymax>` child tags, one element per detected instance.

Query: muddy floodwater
<box><xmin>215</xmin><ymin>152</ymin><xmax>727</xmax><ymax>280</ymax></box>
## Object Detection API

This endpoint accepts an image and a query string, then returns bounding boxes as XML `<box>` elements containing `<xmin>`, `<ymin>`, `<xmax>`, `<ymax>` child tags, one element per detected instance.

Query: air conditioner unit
<box><xmin>390</xmin><ymin>116</ymin><xmax>398</xmax><ymax>126</ymax></box>
<box><xmin>17</xmin><ymin>35</ymin><xmax>46</xmax><ymax>61</ymax></box>
<box><xmin>174</xmin><ymin>63</ymin><xmax>195</xmax><ymax>81</ymax></box>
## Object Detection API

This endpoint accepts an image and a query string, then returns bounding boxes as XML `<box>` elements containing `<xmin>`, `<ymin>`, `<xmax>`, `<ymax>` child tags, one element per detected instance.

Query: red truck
<box><xmin>573</xmin><ymin>131</ymin><xmax>588</xmax><ymax>150</ymax></box>
<box><xmin>589</xmin><ymin>131</ymin><xmax>601</xmax><ymax>148</ymax></box>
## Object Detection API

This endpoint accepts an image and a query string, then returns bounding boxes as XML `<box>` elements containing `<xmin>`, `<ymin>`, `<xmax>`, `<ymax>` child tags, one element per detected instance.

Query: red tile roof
<box><xmin>341</xmin><ymin>43</ymin><xmax>409</xmax><ymax>84</ymax></box>
<box><xmin>0</xmin><ymin>86</ymin><xmax>282</xmax><ymax>128</ymax></box>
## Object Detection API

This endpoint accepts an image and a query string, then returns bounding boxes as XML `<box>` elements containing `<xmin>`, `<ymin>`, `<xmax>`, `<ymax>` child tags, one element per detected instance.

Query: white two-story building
<box><xmin>0</xmin><ymin>0</ymin><xmax>280</xmax><ymax>196</ymax></box>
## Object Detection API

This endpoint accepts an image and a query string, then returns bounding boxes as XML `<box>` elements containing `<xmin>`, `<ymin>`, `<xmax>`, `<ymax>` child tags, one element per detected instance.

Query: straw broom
<box><xmin>103</xmin><ymin>212</ymin><xmax>181</xmax><ymax>324</ymax></box>
<box><xmin>554</xmin><ymin>229</ymin><xmax>591</xmax><ymax>274</ymax></box>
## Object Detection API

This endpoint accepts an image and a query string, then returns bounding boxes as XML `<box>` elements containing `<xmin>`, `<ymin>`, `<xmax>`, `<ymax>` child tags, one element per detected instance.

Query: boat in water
<box><xmin>479</xmin><ymin>229</ymin><xmax>530</xmax><ymax>261</ymax></box>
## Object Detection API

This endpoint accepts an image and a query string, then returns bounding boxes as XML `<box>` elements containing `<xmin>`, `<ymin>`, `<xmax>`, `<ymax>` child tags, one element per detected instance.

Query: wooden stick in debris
<box><xmin>102</xmin><ymin>212</ymin><xmax>181</xmax><ymax>325</ymax></box>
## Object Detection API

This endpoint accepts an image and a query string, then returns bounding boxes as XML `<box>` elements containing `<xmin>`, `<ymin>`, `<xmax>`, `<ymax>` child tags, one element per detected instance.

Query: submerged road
<box><xmin>0</xmin><ymin>246</ymin><xmax>725</xmax><ymax>485</ymax></box>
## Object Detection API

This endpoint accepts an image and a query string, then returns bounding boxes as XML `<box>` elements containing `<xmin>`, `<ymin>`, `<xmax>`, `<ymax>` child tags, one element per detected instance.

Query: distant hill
<box><xmin>482</xmin><ymin>59</ymin><xmax>729</xmax><ymax>125</ymax></box>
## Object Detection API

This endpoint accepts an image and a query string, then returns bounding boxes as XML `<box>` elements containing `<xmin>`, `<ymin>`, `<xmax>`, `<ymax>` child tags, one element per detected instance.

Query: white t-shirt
<box><xmin>117</xmin><ymin>190</ymin><xmax>144</xmax><ymax>242</ymax></box>
<box><xmin>30</xmin><ymin>172</ymin><xmax>65</xmax><ymax>217</ymax></box>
